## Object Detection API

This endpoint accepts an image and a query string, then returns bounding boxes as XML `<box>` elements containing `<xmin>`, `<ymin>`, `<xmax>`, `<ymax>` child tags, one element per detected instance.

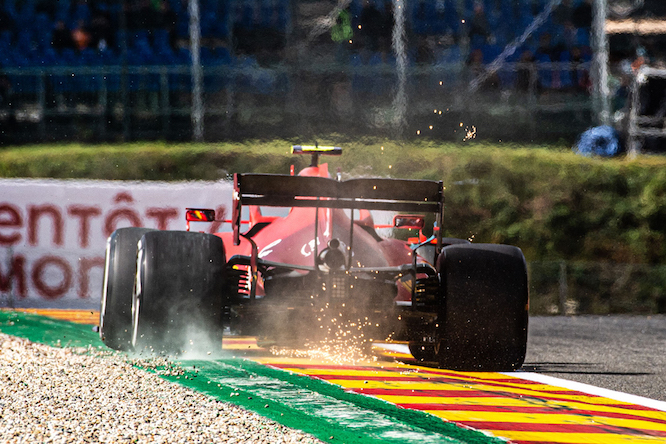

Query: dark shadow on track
<box><xmin>522</xmin><ymin>362</ymin><xmax>652</xmax><ymax>376</ymax></box>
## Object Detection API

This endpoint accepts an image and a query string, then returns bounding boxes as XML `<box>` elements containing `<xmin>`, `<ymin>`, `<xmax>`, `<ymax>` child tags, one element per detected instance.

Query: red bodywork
<box><xmin>215</xmin><ymin>163</ymin><xmax>416</xmax><ymax>302</ymax></box>
<box><xmin>186</xmin><ymin>152</ymin><xmax>444</xmax><ymax>344</ymax></box>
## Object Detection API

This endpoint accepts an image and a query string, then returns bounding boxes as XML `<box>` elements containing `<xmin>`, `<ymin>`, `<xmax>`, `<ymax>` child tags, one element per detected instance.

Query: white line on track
<box><xmin>505</xmin><ymin>371</ymin><xmax>666</xmax><ymax>412</ymax></box>
<box><xmin>377</xmin><ymin>343</ymin><xmax>666</xmax><ymax>412</ymax></box>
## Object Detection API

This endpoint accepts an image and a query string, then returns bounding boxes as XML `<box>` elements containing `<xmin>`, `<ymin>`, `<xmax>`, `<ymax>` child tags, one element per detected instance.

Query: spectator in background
<box><xmin>157</xmin><ymin>1</ymin><xmax>178</xmax><ymax>36</ymax></box>
<box><xmin>467</xmin><ymin>48</ymin><xmax>499</xmax><ymax>91</ymax></box>
<box><xmin>553</xmin><ymin>0</ymin><xmax>574</xmax><ymax>27</ymax></box>
<box><xmin>35</xmin><ymin>0</ymin><xmax>56</xmax><ymax>19</ymax></box>
<box><xmin>0</xmin><ymin>7</ymin><xmax>14</xmax><ymax>32</ymax></box>
<box><xmin>52</xmin><ymin>20</ymin><xmax>76</xmax><ymax>51</ymax></box>
<box><xmin>359</xmin><ymin>0</ymin><xmax>384</xmax><ymax>52</ymax></box>
<box><xmin>71</xmin><ymin>19</ymin><xmax>92</xmax><ymax>51</ymax></box>
<box><xmin>145</xmin><ymin>0</ymin><xmax>176</xmax><ymax>32</ymax></box>
<box><xmin>570</xmin><ymin>46</ymin><xmax>591</xmax><ymax>92</ymax></box>
<box><xmin>535</xmin><ymin>32</ymin><xmax>563</xmax><ymax>62</ymax></box>
<box><xmin>572</xmin><ymin>0</ymin><xmax>593</xmax><ymax>28</ymax></box>
<box><xmin>89</xmin><ymin>5</ymin><xmax>114</xmax><ymax>51</ymax></box>
<box><xmin>468</xmin><ymin>1</ymin><xmax>491</xmax><ymax>46</ymax></box>
<box><xmin>415</xmin><ymin>35</ymin><xmax>436</xmax><ymax>65</ymax></box>
<box><xmin>332</xmin><ymin>7</ymin><xmax>353</xmax><ymax>44</ymax></box>
<box><xmin>516</xmin><ymin>49</ymin><xmax>537</xmax><ymax>92</ymax></box>
<box><xmin>377</xmin><ymin>0</ymin><xmax>394</xmax><ymax>55</ymax></box>
<box><xmin>125</xmin><ymin>0</ymin><xmax>150</xmax><ymax>30</ymax></box>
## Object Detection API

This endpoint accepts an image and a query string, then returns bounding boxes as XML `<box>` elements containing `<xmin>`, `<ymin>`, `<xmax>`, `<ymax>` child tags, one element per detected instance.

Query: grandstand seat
<box><xmin>200</xmin><ymin>47</ymin><xmax>215</xmax><ymax>65</ymax></box>
<box><xmin>54</xmin><ymin>0</ymin><xmax>71</xmax><ymax>23</ymax></box>
<box><xmin>80</xmin><ymin>48</ymin><xmax>99</xmax><ymax>66</ymax></box>
<box><xmin>3</xmin><ymin>0</ymin><xmax>17</xmax><ymax>18</ymax></box>
<box><xmin>276</xmin><ymin>5</ymin><xmax>290</xmax><ymax>30</ymax></box>
<box><xmin>175</xmin><ymin>14</ymin><xmax>189</xmax><ymax>39</ymax></box>
<box><xmin>576</xmin><ymin>27</ymin><xmax>591</xmax><ymax>48</ymax></box>
<box><xmin>153</xmin><ymin>29</ymin><xmax>171</xmax><ymax>51</ymax></box>
<box><xmin>15</xmin><ymin>0</ymin><xmax>35</xmax><ymax>28</ymax></box>
<box><xmin>559</xmin><ymin>51</ymin><xmax>573</xmax><ymax>89</ymax></box>
<box><xmin>71</xmin><ymin>1</ymin><xmax>91</xmax><ymax>27</ymax></box>
<box><xmin>0</xmin><ymin>30</ymin><xmax>12</xmax><ymax>50</ymax></box>
<box><xmin>176</xmin><ymin>47</ymin><xmax>192</xmax><ymax>64</ymax></box>
<box><xmin>200</xmin><ymin>8</ymin><xmax>219</xmax><ymax>38</ymax></box>
<box><xmin>16</xmin><ymin>29</ymin><xmax>33</xmax><ymax>53</ymax></box>
<box><xmin>131</xmin><ymin>30</ymin><xmax>150</xmax><ymax>48</ymax></box>
<box><xmin>518</xmin><ymin>10</ymin><xmax>534</xmax><ymax>31</ymax></box>
<box><xmin>9</xmin><ymin>48</ymin><xmax>29</xmax><ymax>68</ymax></box>
<box><xmin>237</xmin><ymin>3</ymin><xmax>256</xmax><ymax>30</ymax></box>
<box><xmin>482</xmin><ymin>44</ymin><xmax>502</xmax><ymax>64</ymax></box>
<box><xmin>59</xmin><ymin>48</ymin><xmax>81</xmax><ymax>66</ymax></box>
<box><xmin>168</xmin><ymin>0</ymin><xmax>182</xmax><ymax>13</ymax></box>
<box><xmin>213</xmin><ymin>47</ymin><xmax>233</xmax><ymax>65</ymax></box>
<box><xmin>153</xmin><ymin>47</ymin><xmax>177</xmax><ymax>65</ymax></box>
<box><xmin>36</xmin><ymin>47</ymin><xmax>59</xmax><ymax>67</ymax></box>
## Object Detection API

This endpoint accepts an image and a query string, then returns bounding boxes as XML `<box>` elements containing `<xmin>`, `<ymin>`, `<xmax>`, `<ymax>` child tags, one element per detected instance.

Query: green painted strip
<box><xmin>0</xmin><ymin>311</ymin><xmax>502</xmax><ymax>444</ymax></box>
<box><xmin>160</xmin><ymin>358</ymin><xmax>503</xmax><ymax>444</ymax></box>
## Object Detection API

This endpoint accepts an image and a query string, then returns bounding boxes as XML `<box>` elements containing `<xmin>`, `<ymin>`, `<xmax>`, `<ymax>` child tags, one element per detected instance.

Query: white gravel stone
<box><xmin>0</xmin><ymin>334</ymin><xmax>324</xmax><ymax>443</ymax></box>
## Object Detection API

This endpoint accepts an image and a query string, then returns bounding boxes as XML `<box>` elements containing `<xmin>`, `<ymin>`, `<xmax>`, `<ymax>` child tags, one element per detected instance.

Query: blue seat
<box><xmin>175</xmin><ymin>13</ymin><xmax>189</xmax><ymax>38</ymax></box>
<box><xmin>54</xmin><ymin>0</ymin><xmax>71</xmax><ymax>22</ymax></box>
<box><xmin>482</xmin><ymin>44</ymin><xmax>502</xmax><ymax>64</ymax></box>
<box><xmin>237</xmin><ymin>4</ymin><xmax>255</xmax><ymax>30</ymax></box>
<box><xmin>153</xmin><ymin>29</ymin><xmax>171</xmax><ymax>50</ymax></box>
<box><xmin>15</xmin><ymin>0</ymin><xmax>35</xmax><ymax>28</ymax></box>
<box><xmin>98</xmin><ymin>49</ymin><xmax>120</xmax><ymax>66</ymax></box>
<box><xmin>80</xmin><ymin>48</ymin><xmax>99</xmax><ymax>65</ymax></box>
<box><xmin>559</xmin><ymin>51</ymin><xmax>573</xmax><ymax>89</ymax></box>
<box><xmin>131</xmin><ymin>30</ymin><xmax>150</xmax><ymax>49</ymax></box>
<box><xmin>577</xmin><ymin>27</ymin><xmax>591</xmax><ymax>47</ymax></box>
<box><xmin>277</xmin><ymin>6</ymin><xmax>290</xmax><ymax>29</ymax></box>
<box><xmin>0</xmin><ymin>30</ymin><xmax>12</xmax><ymax>50</ymax></box>
<box><xmin>176</xmin><ymin>47</ymin><xmax>191</xmax><ymax>64</ymax></box>
<box><xmin>16</xmin><ymin>29</ymin><xmax>33</xmax><ymax>53</ymax></box>
<box><xmin>59</xmin><ymin>48</ymin><xmax>79</xmax><ymax>66</ymax></box>
<box><xmin>72</xmin><ymin>1</ymin><xmax>91</xmax><ymax>24</ymax></box>
<box><xmin>34</xmin><ymin>47</ymin><xmax>59</xmax><ymax>67</ymax></box>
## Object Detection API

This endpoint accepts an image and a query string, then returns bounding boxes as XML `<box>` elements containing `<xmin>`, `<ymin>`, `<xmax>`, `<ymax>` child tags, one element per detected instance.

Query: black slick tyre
<box><xmin>132</xmin><ymin>231</ymin><xmax>226</xmax><ymax>356</ymax></box>
<box><xmin>436</xmin><ymin>243</ymin><xmax>529</xmax><ymax>371</ymax></box>
<box><xmin>408</xmin><ymin>343</ymin><xmax>437</xmax><ymax>362</ymax></box>
<box><xmin>99</xmin><ymin>227</ymin><xmax>154</xmax><ymax>351</ymax></box>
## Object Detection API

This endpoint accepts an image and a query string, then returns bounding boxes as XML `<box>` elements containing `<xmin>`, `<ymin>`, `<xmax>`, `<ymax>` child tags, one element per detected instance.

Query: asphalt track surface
<box><xmin>524</xmin><ymin>315</ymin><xmax>666</xmax><ymax>403</ymax></box>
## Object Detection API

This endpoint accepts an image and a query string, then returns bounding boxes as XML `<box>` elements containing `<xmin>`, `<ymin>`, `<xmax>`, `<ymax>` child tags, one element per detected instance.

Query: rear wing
<box><xmin>232</xmin><ymin>173</ymin><xmax>444</xmax><ymax>245</ymax></box>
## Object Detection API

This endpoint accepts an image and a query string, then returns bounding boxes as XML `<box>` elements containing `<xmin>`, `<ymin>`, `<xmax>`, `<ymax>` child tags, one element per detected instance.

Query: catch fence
<box><xmin>0</xmin><ymin>61</ymin><xmax>594</xmax><ymax>143</ymax></box>
<box><xmin>529</xmin><ymin>260</ymin><xmax>666</xmax><ymax>315</ymax></box>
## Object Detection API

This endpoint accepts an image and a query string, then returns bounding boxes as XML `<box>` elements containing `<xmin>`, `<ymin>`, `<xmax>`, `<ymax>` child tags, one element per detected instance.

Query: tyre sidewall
<box><xmin>436</xmin><ymin>243</ymin><xmax>529</xmax><ymax>371</ymax></box>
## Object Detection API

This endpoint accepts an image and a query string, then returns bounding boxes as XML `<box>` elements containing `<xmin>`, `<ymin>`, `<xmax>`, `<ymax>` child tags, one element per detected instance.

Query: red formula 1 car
<box><xmin>100</xmin><ymin>146</ymin><xmax>528</xmax><ymax>371</ymax></box>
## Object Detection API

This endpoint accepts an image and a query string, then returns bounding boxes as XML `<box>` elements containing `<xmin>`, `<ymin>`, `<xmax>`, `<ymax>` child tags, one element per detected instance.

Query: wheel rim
<box><xmin>131</xmin><ymin>240</ymin><xmax>144</xmax><ymax>349</ymax></box>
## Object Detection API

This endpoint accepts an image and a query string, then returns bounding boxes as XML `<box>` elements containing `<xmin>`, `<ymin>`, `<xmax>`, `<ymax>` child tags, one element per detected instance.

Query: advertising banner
<box><xmin>0</xmin><ymin>179</ymin><xmax>233</xmax><ymax>310</ymax></box>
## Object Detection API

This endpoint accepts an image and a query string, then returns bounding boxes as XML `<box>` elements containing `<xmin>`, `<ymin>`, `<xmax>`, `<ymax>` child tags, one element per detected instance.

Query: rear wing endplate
<box><xmin>232</xmin><ymin>173</ymin><xmax>444</xmax><ymax>245</ymax></box>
